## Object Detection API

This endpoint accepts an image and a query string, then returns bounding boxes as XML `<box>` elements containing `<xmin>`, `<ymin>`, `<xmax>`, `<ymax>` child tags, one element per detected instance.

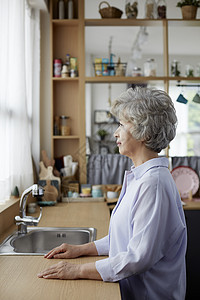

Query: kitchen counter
<box><xmin>0</xmin><ymin>202</ymin><xmax>121</xmax><ymax>300</ymax></box>
<box><xmin>183</xmin><ymin>199</ymin><xmax>200</xmax><ymax>210</ymax></box>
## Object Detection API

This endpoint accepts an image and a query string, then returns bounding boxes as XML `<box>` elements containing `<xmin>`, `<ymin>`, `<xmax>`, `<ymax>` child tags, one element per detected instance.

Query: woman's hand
<box><xmin>37</xmin><ymin>261</ymin><xmax>102</xmax><ymax>281</ymax></box>
<box><xmin>37</xmin><ymin>261</ymin><xmax>80</xmax><ymax>279</ymax></box>
<box><xmin>44</xmin><ymin>243</ymin><xmax>82</xmax><ymax>259</ymax></box>
<box><xmin>44</xmin><ymin>242</ymin><xmax>98</xmax><ymax>259</ymax></box>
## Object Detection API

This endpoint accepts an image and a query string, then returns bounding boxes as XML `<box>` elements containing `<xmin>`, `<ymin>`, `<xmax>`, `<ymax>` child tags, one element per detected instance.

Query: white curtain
<box><xmin>0</xmin><ymin>0</ymin><xmax>40</xmax><ymax>202</ymax></box>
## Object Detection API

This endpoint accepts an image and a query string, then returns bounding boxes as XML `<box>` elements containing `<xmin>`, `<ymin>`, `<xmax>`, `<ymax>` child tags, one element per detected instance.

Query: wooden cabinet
<box><xmin>50</xmin><ymin>0</ymin><xmax>200</xmax><ymax>183</ymax></box>
<box><xmin>184</xmin><ymin>209</ymin><xmax>200</xmax><ymax>299</ymax></box>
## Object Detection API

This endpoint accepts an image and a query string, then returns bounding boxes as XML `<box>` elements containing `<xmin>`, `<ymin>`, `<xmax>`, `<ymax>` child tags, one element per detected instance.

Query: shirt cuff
<box><xmin>94</xmin><ymin>235</ymin><xmax>109</xmax><ymax>256</ymax></box>
<box><xmin>96</xmin><ymin>258</ymin><xmax>117</xmax><ymax>282</ymax></box>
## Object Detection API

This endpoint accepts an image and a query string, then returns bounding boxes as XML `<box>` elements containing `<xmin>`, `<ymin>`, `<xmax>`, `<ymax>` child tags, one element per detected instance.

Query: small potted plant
<box><xmin>97</xmin><ymin>129</ymin><xmax>108</xmax><ymax>140</ymax></box>
<box><xmin>177</xmin><ymin>0</ymin><xmax>200</xmax><ymax>19</ymax></box>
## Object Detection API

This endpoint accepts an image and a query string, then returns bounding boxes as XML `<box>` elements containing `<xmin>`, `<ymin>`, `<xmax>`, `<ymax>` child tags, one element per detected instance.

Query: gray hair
<box><xmin>110</xmin><ymin>87</ymin><xmax>177</xmax><ymax>153</ymax></box>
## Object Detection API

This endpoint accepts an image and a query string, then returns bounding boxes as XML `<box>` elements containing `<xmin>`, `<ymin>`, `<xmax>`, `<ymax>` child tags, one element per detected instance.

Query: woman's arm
<box><xmin>44</xmin><ymin>241</ymin><xmax>98</xmax><ymax>259</ymax></box>
<box><xmin>44</xmin><ymin>235</ymin><xmax>110</xmax><ymax>259</ymax></box>
<box><xmin>37</xmin><ymin>261</ymin><xmax>102</xmax><ymax>280</ymax></box>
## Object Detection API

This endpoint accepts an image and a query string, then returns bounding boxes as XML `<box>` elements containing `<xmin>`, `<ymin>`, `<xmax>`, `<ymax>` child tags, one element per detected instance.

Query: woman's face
<box><xmin>114</xmin><ymin>119</ymin><xmax>142</xmax><ymax>159</ymax></box>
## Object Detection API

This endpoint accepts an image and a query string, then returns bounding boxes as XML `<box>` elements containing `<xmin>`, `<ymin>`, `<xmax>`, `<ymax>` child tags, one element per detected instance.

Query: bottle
<box><xmin>61</xmin><ymin>65</ymin><xmax>69</xmax><ymax>78</ymax></box>
<box><xmin>65</xmin><ymin>53</ymin><xmax>71</xmax><ymax>76</ymax></box>
<box><xmin>53</xmin><ymin>59</ymin><xmax>62</xmax><ymax>77</ymax></box>
<box><xmin>58</xmin><ymin>0</ymin><xmax>65</xmax><ymax>19</ymax></box>
<box><xmin>115</xmin><ymin>57</ymin><xmax>124</xmax><ymax>76</ymax></box>
<box><xmin>157</xmin><ymin>0</ymin><xmax>166</xmax><ymax>19</ymax></box>
<box><xmin>68</xmin><ymin>0</ymin><xmax>74</xmax><ymax>19</ymax></box>
<box><xmin>109</xmin><ymin>53</ymin><xmax>115</xmax><ymax>76</ymax></box>
<box><xmin>171</xmin><ymin>60</ymin><xmax>181</xmax><ymax>77</ymax></box>
<box><xmin>145</xmin><ymin>0</ymin><xmax>157</xmax><ymax>19</ymax></box>
<box><xmin>65</xmin><ymin>54</ymin><xmax>70</xmax><ymax>67</ymax></box>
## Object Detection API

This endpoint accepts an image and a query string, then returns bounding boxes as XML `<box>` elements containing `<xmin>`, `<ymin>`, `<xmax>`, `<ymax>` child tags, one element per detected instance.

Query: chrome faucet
<box><xmin>15</xmin><ymin>184</ymin><xmax>44</xmax><ymax>234</ymax></box>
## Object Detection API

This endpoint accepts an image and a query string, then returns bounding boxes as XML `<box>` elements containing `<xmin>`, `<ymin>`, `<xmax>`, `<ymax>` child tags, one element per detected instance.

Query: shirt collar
<box><xmin>130</xmin><ymin>157</ymin><xmax>169</xmax><ymax>180</ymax></box>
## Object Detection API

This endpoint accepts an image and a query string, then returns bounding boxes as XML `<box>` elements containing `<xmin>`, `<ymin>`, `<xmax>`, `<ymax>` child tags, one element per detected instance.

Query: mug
<box><xmin>27</xmin><ymin>203</ymin><xmax>37</xmax><ymax>214</ymax></box>
<box><xmin>193</xmin><ymin>93</ymin><xmax>200</xmax><ymax>104</ymax></box>
<box><xmin>176</xmin><ymin>94</ymin><xmax>188</xmax><ymax>104</ymax></box>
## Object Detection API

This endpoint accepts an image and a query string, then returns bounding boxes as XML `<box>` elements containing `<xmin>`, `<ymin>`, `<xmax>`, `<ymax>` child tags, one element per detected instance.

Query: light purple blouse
<box><xmin>94</xmin><ymin>157</ymin><xmax>187</xmax><ymax>300</ymax></box>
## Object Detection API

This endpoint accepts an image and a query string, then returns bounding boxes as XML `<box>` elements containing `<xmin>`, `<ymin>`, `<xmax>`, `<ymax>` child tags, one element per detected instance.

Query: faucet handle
<box><xmin>29</xmin><ymin>206</ymin><xmax>43</xmax><ymax>225</ymax></box>
<box><xmin>37</xmin><ymin>207</ymin><xmax>43</xmax><ymax>223</ymax></box>
<box><xmin>15</xmin><ymin>207</ymin><xmax>42</xmax><ymax>226</ymax></box>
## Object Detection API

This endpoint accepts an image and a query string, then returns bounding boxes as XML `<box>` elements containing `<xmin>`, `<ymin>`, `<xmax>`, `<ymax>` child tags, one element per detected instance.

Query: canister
<box><xmin>92</xmin><ymin>185</ymin><xmax>103</xmax><ymax>198</ymax></box>
<box><xmin>60</xmin><ymin>116</ymin><xmax>70</xmax><ymax>136</ymax></box>
<box><xmin>144</xmin><ymin>58</ymin><xmax>156</xmax><ymax>76</ymax></box>
<box><xmin>53</xmin><ymin>59</ymin><xmax>62</xmax><ymax>77</ymax></box>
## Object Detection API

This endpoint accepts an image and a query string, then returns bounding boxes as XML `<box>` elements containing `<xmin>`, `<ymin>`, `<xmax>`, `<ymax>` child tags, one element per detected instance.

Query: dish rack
<box><xmin>93</xmin><ymin>62</ymin><xmax>127</xmax><ymax>77</ymax></box>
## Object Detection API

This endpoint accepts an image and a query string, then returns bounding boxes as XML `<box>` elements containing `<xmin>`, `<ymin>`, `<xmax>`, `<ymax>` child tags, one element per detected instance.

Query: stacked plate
<box><xmin>171</xmin><ymin>166</ymin><xmax>200</xmax><ymax>199</ymax></box>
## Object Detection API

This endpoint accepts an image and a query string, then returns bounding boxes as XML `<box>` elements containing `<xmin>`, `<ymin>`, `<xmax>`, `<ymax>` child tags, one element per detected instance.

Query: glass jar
<box><xmin>60</xmin><ymin>116</ymin><xmax>70</xmax><ymax>136</ymax></box>
<box><xmin>196</xmin><ymin>63</ymin><xmax>200</xmax><ymax>77</ymax></box>
<box><xmin>157</xmin><ymin>0</ymin><xmax>166</xmax><ymax>19</ymax></box>
<box><xmin>171</xmin><ymin>60</ymin><xmax>181</xmax><ymax>76</ymax></box>
<box><xmin>144</xmin><ymin>58</ymin><xmax>157</xmax><ymax>76</ymax></box>
<box><xmin>145</xmin><ymin>0</ymin><xmax>157</xmax><ymax>19</ymax></box>
<box><xmin>132</xmin><ymin>67</ymin><xmax>142</xmax><ymax>77</ymax></box>
<box><xmin>125</xmin><ymin>1</ymin><xmax>138</xmax><ymax>19</ymax></box>
<box><xmin>185</xmin><ymin>64</ymin><xmax>194</xmax><ymax>77</ymax></box>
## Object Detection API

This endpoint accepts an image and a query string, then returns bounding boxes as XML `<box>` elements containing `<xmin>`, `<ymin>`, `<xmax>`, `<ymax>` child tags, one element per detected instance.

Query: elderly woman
<box><xmin>38</xmin><ymin>87</ymin><xmax>187</xmax><ymax>300</ymax></box>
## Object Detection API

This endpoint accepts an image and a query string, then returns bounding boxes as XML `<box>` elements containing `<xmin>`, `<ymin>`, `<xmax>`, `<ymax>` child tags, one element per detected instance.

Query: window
<box><xmin>0</xmin><ymin>0</ymin><xmax>40</xmax><ymax>202</ymax></box>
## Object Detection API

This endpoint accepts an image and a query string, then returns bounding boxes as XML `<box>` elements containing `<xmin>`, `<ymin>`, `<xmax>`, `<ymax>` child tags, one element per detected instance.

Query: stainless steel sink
<box><xmin>0</xmin><ymin>227</ymin><xmax>96</xmax><ymax>255</ymax></box>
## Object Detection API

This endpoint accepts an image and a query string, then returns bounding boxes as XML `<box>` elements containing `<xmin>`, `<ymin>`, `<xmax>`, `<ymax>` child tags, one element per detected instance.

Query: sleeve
<box><xmin>94</xmin><ymin>235</ymin><xmax>109</xmax><ymax>255</ymax></box>
<box><xmin>95</xmin><ymin>179</ymin><xmax>185</xmax><ymax>282</ymax></box>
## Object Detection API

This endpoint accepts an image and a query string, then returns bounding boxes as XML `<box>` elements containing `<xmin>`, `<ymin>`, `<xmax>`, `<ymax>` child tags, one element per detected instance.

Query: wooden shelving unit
<box><xmin>50</xmin><ymin>0</ymin><xmax>200</xmax><ymax>183</ymax></box>
<box><xmin>50</xmin><ymin>0</ymin><xmax>86</xmax><ymax>182</ymax></box>
<box><xmin>85</xmin><ymin>76</ymin><xmax>200</xmax><ymax>83</ymax></box>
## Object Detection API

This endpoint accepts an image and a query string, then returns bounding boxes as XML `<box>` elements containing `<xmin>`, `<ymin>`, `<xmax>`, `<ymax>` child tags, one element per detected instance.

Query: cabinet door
<box><xmin>184</xmin><ymin>210</ymin><xmax>200</xmax><ymax>299</ymax></box>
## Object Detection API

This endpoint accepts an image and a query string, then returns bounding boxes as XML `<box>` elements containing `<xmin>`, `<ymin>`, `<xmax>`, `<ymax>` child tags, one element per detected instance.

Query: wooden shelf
<box><xmin>53</xmin><ymin>135</ymin><xmax>79</xmax><ymax>140</ymax></box>
<box><xmin>86</xmin><ymin>76</ymin><xmax>168</xmax><ymax>83</ymax></box>
<box><xmin>167</xmin><ymin>19</ymin><xmax>200</xmax><ymax>26</ymax></box>
<box><xmin>85</xmin><ymin>18</ymin><xmax>200</xmax><ymax>27</ymax></box>
<box><xmin>52</xmin><ymin>77</ymin><xmax>79</xmax><ymax>81</ymax></box>
<box><xmin>85</xmin><ymin>76</ymin><xmax>200</xmax><ymax>83</ymax></box>
<box><xmin>52</xmin><ymin>19</ymin><xmax>79</xmax><ymax>26</ymax></box>
<box><xmin>85</xmin><ymin>18</ymin><xmax>164</xmax><ymax>27</ymax></box>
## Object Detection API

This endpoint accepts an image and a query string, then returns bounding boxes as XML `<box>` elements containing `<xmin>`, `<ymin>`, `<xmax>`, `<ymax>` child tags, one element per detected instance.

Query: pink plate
<box><xmin>171</xmin><ymin>166</ymin><xmax>200</xmax><ymax>199</ymax></box>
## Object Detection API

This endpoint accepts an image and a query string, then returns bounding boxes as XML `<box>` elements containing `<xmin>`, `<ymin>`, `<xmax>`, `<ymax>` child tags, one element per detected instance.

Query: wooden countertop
<box><xmin>0</xmin><ymin>202</ymin><xmax>121</xmax><ymax>300</ymax></box>
<box><xmin>182</xmin><ymin>199</ymin><xmax>200</xmax><ymax>210</ymax></box>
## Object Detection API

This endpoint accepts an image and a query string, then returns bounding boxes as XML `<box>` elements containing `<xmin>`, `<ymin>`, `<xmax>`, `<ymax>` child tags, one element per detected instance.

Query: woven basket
<box><xmin>181</xmin><ymin>6</ymin><xmax>197</xmax><ymax>19</ymax></box>
<box><xmin>99</xmin><ymin>1</ymin><xmax>123</xmax><ymax>19</ymax></box>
